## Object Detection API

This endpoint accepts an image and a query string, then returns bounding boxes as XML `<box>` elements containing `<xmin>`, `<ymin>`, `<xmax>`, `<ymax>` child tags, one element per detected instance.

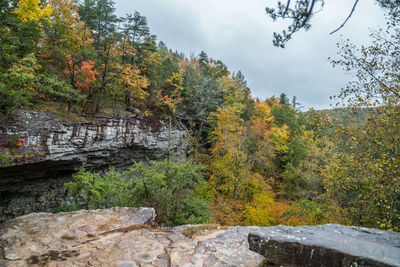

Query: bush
<box><xmin>65</xmin><ymin>159</ymin><xmax>211</xmax><ymax>226</ymax></box>
<box><xmin>54</xmin><ymin>203</ymin><xmax>76</xmax><ymax>213</ymax></box>
<box><xmin>0</xmin><ymin>154</ymin><xmax>11</xmax><ymax>167</ymax></box>
<box><xmin>65</xmin><ymin>167</ymin><xmax>131</xmax><ymax>209</ymax></box>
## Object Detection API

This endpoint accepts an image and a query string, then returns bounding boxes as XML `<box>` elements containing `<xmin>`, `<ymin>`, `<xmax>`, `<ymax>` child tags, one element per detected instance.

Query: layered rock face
<box><xmin>248</xmin><ymin>224</ymin><xmax>400</xmax><ymax>267</ymax></box>
<box><xmin>0</xmin><ymin>110</ymin><xmax>188</xmax><ymax>222</ymax></box>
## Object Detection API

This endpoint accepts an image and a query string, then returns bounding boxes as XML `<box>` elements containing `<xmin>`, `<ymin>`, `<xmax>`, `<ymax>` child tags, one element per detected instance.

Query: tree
<box><xmin>122</xmin><ymin>11</ymin><xmax>154</xmax><ymax>47</ymax></box>
<box><xmin>198</xmin><ymin>50</ymin><xmax>209</xmax><ymax>73</ymax></box>
<box><xmin>209</xmin><ymin>105</ymin><xmax>249</xmax><ymax>200</ymax></box>
<box><xmin>13</xmin><ymin>0</ymin><xmax>52</xmax><ymax>27</ymax></box>
<box><xmin>77</xmin><ymin>0</ymin><xmax>96</xmax><ymax>48</ymax></box>
<box><xmin>0</xmin><ymin>0</ymin><xmax>46</xmax><ymax>72</ymax></box>
<box><xmin>322</xmin><ymin>15</ymin><xmax>400</xmax><ymax>230</ymax></box>
<box><xmin>64</xmin><ymin>59</ymin><xmax>99</xmax><ymax>91</ymax></box>
<box><xmin>266</xmin><ymin>0</ymin><xmax>400</xmax><ymax>47</ymax></box>
<box><xmin>278</xmin><ymin>93</ymin><xmax>290</xmax><ymax>105</ymax></box>
<box><xmin>78</xmin><ymin>0</ymin><xmax>118</xmax><ymax>50</ymax></box>
<box><xmin>42</xmin><ymin>0</ymin><xmax>94</xmax><ymax>87</ymax></box>
<box><xmin>118</xmin><ymin>63</ymin><xmax>149</xmax><ymax>108</ymax></box>
<box><xmin>0</xmin><ymin>53</ymin><xmax>82</xmax><ymax>113</ymax></box>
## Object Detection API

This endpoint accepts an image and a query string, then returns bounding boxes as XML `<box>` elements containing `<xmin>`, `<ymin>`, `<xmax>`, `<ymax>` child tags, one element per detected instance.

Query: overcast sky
<box><xmin>114</xmin><ymin>0</ymin><xmax>387</xmax><ymax>110</ymax></box>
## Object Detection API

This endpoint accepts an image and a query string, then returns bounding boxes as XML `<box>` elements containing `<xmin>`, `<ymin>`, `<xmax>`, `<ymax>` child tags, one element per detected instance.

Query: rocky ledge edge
<box><xmin>248</xmin><ymin>224</ymin><xmax>400</xmax><ymax>267</ymax></box>
<box><xmin>1</xmin><ymin>208</ymin><xmax>399</xmax><ymax>267</ymax></box>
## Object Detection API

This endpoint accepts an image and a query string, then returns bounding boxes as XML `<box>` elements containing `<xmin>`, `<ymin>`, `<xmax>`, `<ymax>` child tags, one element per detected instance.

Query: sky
<box><xmin>114</xmin><ymin>0</ymin><xmax>387</xmax><ymax>110</ymax></box>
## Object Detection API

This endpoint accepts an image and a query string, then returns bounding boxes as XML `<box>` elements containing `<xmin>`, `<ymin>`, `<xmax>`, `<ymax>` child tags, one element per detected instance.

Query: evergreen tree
<box><xmin>278</xmin><ymin>93</ymin><xmax>290</xmax><ymax>105</ymax></box>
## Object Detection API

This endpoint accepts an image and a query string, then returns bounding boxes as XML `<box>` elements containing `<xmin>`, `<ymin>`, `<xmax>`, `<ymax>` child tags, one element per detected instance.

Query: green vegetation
<box><xmin>54</xmin><ymin>203</ymin><xmax>76</xmax><ymax>213</ymax></box>
<box><xmin>65</xmin><ymin>160</ymin><xmax>210</xmax><ymax>226</ymax></box>
<box><xmin>1</xmin><ymin>0</ymin><xmax>398</xmax><ymax>230</ymax></box>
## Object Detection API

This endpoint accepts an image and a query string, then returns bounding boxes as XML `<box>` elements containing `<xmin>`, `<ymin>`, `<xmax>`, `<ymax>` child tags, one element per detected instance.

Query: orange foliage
<box><xmin>17</xmin><ymin>138</ymin><xmax>26</xmax><ymax>147</ymax></box>
<box><xmin>64</xmin><ymin>58</ymin><xmax>98</xmax><ymax>91</ymax></box>
<box><xmin>211</xmin><ymin>195</ymin><xmax>245</xmax><ymax>226</ymax></box>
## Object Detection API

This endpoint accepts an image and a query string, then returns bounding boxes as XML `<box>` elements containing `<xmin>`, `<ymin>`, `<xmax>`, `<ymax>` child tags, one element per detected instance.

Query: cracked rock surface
<box><xmin>248</xmin><ymin>224</ymin><xmax>400</xmax><ymax>267</ymax></box>
<box><xmin>0</xmin><ymin>208</ymin><xmax>265</xmax><ymax>267</ymax></box>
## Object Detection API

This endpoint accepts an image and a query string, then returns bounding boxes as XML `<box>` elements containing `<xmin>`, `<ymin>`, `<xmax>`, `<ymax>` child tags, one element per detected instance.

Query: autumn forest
<box><xmin>0</xmin><ymin>0</ymin><xmax>399</xmax><ymax>231</ymax></box>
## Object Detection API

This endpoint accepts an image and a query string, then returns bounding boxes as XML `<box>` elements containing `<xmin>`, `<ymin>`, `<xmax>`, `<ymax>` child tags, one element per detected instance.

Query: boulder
<box><xmin>0</xmin><ymin>209</ymin><xmax>264</xmax><ymax>266</ymax></box>
<box><xmin>248</xmin><ymin>224</ymin><xmax>400</xmax><ymax>267</ymax></box>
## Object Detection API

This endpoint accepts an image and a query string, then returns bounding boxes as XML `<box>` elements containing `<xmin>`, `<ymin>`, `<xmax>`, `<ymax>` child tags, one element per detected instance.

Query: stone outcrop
<box><xmin>0</xmin><ymin>110</ymin><xmax>188</xmax><ymax>182</ymax></box>
<box><xmin>248</xmin><ymin>224</ymin><xmax>400</xmax><ymax>267</ymax></box>
<box><xmin>1</xmin><ymin>209</ymin><xmax>400</xmax><ymax>267</ymax></box>
<box><xmin>0</xmin><ymin>110</ymin><xmax>189</xmax><ymax>222</ymax></box>
<box><xmin>0</xmin><ymin>208</ymin><xmax>265</xmax><ymax>266</ymax></box>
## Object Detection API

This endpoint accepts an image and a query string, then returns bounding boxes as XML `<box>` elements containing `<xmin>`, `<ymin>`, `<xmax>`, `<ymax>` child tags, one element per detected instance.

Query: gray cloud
<box><xmin>114</xmin><ymin>0</ymin><xmax>386</xmax><ymax>109</ymax></box>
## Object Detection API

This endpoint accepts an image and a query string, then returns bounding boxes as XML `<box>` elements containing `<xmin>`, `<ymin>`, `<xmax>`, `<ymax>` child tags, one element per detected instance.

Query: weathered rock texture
<box><xmin>0</xmin><ymin>208</ymin><xmax>265</xmax><ymax>267</ymax></box>
<box><xmin>248</xmin><ymin>224</ymin><xmax>400</xmax><ymax>267</ymax></box>
<box><xmin>0</xmin><ymin>110</ymin><xmax>188</xmax><ymax>181</ymax></box>
<box><xmin>2</xmin><ymin>209</ymin><xmax>399</xmax><ymax>267</ymax></box>
<box><xmin>0</xmin><ymin>110</ymin><xmax>188</xmax><ymax>222</ymax></box>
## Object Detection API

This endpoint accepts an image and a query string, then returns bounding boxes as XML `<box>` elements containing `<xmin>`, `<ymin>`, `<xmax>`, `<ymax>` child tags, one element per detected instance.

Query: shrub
<box><xmin>0</xmin><ymin>154</ymin><xmax>11</xmax><ymax>167</ymax></box>
<box><xmin>65</xmin><ymin>167</ymin><xmax>130</xmax><ymax>209</ymax></box>
<box><xmin>54</xmin><ymin>203</ymin><xmax>76</xmax><ymax>213</ymax></box>
<box><xmin>65</xmin><ymin>159</ymin><xmax>211</xmax><ymax>226</ymax></box>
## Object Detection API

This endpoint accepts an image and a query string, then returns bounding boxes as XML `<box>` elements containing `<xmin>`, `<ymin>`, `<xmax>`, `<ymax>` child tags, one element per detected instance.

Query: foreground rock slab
<box><xmin>0</xmin><ymin>208</ymin><xmax>264</xmax><ymax>266</ymax></box>
<box><xmin>248</xmin><ymin>224</ymin><xmax>400</xmax><ymax>267</ymax></box>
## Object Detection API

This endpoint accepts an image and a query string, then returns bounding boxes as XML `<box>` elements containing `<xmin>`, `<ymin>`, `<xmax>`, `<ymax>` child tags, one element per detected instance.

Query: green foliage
<box><xmin>322</xmin><ymin>16</ymin><xmax>400</xmax><ymax>231</ymax></box>
<box><xmin>0</xmin><ymin>83</ymin><xmax>19</xmax><ymax>114</ymax></box>
<box><xmin>36</xmin><ymin>74</ymin><xmax>84</xmax><ymax>105</ymax></box>
<box><xmin>0</xmin><ymin>53</ymin><xmax>83</xmax><ymax>114</ymax></box>
<box><xmin>54</xmin><ymin>203</ymin><xmax>76</xmax><ymax>213</ymax></box>
<box><xmin>65</xmin><ymin>160</ymin><xmax>211</xmax><ymax>226</ymax></box>
<box><xmin>126</xmin><ymin>160</ymin><xmax>210</xmax><ymax>226</ymax></box>
<box><xmin>281</xmin><ymin>200</ymin><xmax>348</xmax><ymax>225</ymax></box>
<box><xmin>1</xmin><ymin>0</ymin><xmax>397</xmax><ymax>231</ymax></box>
<box><xmin>65</xmin><ymin>167</ymin><xmax>129</xmax><ymax>209</ymax></box>
<box><xmin>0</xmin><ymin>154</ymin><xmax>11</xmax><ymax>167</ymax></box>
<box><xmin>281</xmin><ymin>163</ymin><xmax>306</xmax><ymax>198</ymax></box>
<box><xmin>0</xmin><ymin>53</ymin><xmax>40</xmax><ymax>112</ymax></box>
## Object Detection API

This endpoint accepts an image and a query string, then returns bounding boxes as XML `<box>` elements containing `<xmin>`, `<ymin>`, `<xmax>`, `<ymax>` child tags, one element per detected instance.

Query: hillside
<box><xmin>0</xmin><ymin>0</ymin><xmax>399</xmax><ymax>238</ymax></box>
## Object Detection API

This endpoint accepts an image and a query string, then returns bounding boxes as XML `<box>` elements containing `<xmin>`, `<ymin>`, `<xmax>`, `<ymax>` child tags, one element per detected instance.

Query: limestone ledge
<box><xmin>0</xmin><ymin>110</ymin><xmax>189</xmax><ymax>182</ymax></box>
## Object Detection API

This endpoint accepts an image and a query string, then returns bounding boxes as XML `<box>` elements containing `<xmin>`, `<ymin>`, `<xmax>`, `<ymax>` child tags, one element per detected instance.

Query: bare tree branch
<box><xmin>330</xmin><ymin>0</ymin><xmax>360</xmax><ymax>35</ymax></box>
<box><xmin>283</xmin><ymin>0</ymin><xmax>292</xmax><ymax>17</ymax></box>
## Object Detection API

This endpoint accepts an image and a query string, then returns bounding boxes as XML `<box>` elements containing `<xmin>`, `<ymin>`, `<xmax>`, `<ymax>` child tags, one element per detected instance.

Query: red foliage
<box><xmin>17</xmin><ymin>138</ymin><xmax>25</xmax><ymax>147</ymax></box>
<box><xmin>64</xmin><ymin>58</ymin><xmax>98</xmax><ymax>91</ymax></box>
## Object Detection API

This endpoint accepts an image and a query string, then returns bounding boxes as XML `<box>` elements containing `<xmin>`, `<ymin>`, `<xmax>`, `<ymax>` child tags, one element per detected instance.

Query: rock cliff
<box><xmin>0</xmin><ymin>110</ymin><xmax>189</xmax><ymax>222</ymax></box>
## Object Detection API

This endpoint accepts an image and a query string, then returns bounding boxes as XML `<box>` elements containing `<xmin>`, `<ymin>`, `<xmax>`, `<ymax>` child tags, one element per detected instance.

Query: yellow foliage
<box><xmin>208</xmin><ymin>106</ymin><xmax>250</xmax><ymax>199</ymax></box>
<box><xmin>47</xmin><ymin>0</ymin><xmax>92</xmax><ymax>51</ymax></box>
<box><xmin>14</xmin><ymin>0</ymin><xmax>52</xmax><ymax>26</ymax></box>
<box><xmin>271</xmin><ymin>124</ymin><xmax>290</xmax><ymax>156</ymax></box>
<box><xmin>243</xmin><ymin>192</ymin><xmax>275</xmax><ymax>226</ymax></box>
<box><xmin>161</xmin><ymin>71</ymin><xmax>184</xmax><ymax>114</ymax></box>
<box><xmin>167</xmin><ymin>72</ymin><xmax>184</xmax><ymax>91</ymax></box>
<box><xmin>252</xmin><ymin>101</ymin><xmax>273</xmax><ymax>125</ymax></box>
<box><xmin>120</xmin><ymin>65</ymin><xmax>149</xmax><ymax>102</ymax></box>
